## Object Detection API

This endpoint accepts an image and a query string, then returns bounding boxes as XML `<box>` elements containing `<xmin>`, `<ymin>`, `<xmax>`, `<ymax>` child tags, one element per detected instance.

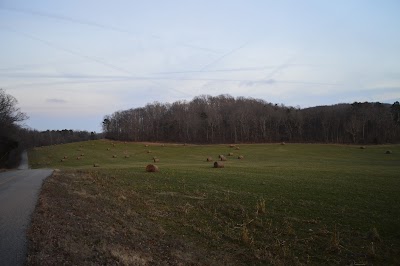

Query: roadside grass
<box><xmin>27</xmin><ymin>141</ymin><xmax>400</xmax><ymax>265</ymax></box>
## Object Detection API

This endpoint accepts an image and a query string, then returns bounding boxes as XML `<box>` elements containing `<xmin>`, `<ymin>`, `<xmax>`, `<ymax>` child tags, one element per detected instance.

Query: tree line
<box><xmin>103</xmin><ymin>94</ymin><xmax>400</xmax><ymax>144</ymax></box>
<box><xmin>0</xmin><ymin>89</ymin><xmax>99</xmax><ymax>168</ymax></box>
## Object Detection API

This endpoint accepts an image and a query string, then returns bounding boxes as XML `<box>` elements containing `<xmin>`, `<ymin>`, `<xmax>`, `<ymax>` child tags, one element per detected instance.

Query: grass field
<box><xmin>27</xmin><ymin>140</ymin><xmax>400</xmax><ymax>265</ymax></box>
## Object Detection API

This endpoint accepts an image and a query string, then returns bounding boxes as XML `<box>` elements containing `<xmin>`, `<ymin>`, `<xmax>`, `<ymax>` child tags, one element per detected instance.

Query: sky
<box><xmin>1</xmin><ymin>0</ymin><xmax>399</xmax><ymax>132</ymax></box>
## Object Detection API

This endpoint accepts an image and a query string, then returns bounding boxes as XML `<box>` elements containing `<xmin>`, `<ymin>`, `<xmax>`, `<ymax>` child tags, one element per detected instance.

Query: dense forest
<box><xmin>103</xmin><ymin>94</ymin><xmax>400</xmax><ymax>144</ymax></box>
<box><xmin>0</xmin><ymin>89</ymin><xmax>99</xmax><ymax>168</ymax></box>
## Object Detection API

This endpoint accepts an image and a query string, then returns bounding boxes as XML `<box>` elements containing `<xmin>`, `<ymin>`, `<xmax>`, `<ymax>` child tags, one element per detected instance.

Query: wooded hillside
<box><xmin>103</xmin><ymin>94</ymin><xmax>400</xmax><ymax>144</ymax></box>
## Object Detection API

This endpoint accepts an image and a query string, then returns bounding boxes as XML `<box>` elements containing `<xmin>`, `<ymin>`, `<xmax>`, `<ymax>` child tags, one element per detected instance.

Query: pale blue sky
<box><xmin>1</xmin><ymin>0</ymin><xmax>399</xmax><ymax>132</ymax></box>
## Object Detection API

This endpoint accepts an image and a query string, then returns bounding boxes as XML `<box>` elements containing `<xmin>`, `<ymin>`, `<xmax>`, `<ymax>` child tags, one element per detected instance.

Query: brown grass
<box><xmin>26</xmin><ymin>171</ymin><xmax>225</xmax><ymax>265</ymax></box>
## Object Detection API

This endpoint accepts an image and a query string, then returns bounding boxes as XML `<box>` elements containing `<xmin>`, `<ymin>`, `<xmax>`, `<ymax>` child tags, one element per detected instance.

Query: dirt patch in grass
<box><xmin>26</xmin><ymin>171</ymin><xmax>227</xmax><ymax>265</ymax></box>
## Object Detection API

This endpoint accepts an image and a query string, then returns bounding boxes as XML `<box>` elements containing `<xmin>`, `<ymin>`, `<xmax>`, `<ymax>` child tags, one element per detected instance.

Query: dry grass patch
<box><xmin>26</xmin><ymin>171</ymin><xmax>227</xmax><ymax>265</ymax></box>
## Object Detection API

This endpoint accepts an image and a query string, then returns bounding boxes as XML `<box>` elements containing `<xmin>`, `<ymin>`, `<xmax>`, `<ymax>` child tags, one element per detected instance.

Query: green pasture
<box><xmin>28</xmin><ymin>140</ymin><xmax>400</xmax><ymax>264</ymax></box>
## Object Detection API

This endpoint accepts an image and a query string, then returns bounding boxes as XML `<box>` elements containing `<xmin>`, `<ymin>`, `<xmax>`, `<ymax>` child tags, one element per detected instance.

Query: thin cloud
<box><xmin>241</xmin><ymin>79</ymin><xmax>276</xmax><ymax>86</ymax></box>
<box><xmin>46</xmin><ymin>98</ymin><xmax>67</xmax><ymax>104</ymax></box>
<box><xmin>0</xmin><ymin>5</ymin><xmax>219</xmax><ymax>54</ymax></box>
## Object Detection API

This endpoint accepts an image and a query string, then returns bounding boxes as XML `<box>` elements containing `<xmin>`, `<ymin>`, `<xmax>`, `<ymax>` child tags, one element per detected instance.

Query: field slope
<box><xmin>27</xmin><ymin>140</ymin><xmax>400</xmax><ymax>265</ymax></box>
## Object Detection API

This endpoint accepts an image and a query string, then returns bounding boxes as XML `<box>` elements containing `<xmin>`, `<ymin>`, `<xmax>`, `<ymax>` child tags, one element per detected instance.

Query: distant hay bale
<box><xmin>146</xmin><ymin>164</ymin><xmax>159</xmax><ymax>172</ymax></box>
<box><xmin>63</xmin><ymin>156</ymin><xmax>68</xmax><ymax>159</ymax></box>
<box><xmin>60</xmin><ymin>159</ymin><xmax>66</xmax><ymax>162</ymax></box>
<box><xmin>385</xmin><ymin>150</ymin><xmax>392</xmax><ymax>154</ymax></box>
<box><xmin>228</xmin><ymin>152</ymin><xmax>234</xmax><ymax>156</ymax></box>
<box><xmin>229</xmin><ymin>144</ymin><xmax>235</xmax><ymax>148</ymax></box>
<box><xmin>161</xmin><ymin>144</ymin><xmax>165</xmax><ymax>147</ymax></box>
<box><xmin>218</xmin><ymin>154</ymin><xmax>223</xmax><ymax>159</ymax></box>
<box><xmin>145</xmin><ymin>144</ymin><xmax>149</xmax><ymax>147</ymax></box>
<box><xmin>360</xmin><ymin>146</ymin><xmax>366</xmax><ymax>149</ymax></box>
<box><xmin>80</xmin><ymin>153</ymin><xmax>84</xmax><ymax>156</ymax></box>
<box><xmin>235</xmin><ymin>146</ymin><xmax>240</xmax><ymax>150</ymax></box>
<box><xmin>153</xmin><ymin>158</ymin><xmax>160</xmax><ymax>163</ymax></box>
<box><xmin>214</xmin><ymin>161</ymin><xmax>224</xmax><ymax>168</ymax></box>
<box><xmin>238</xmin><ymin>155</ymin><xmax>244</xmax><ymax>159</ymax></box>
<box><xmin>107</xmin><ymin>148</ymin><xmax>110</xmax><ymax>151</ymax></box>
<box><xmin>206</xmin><ymin>157</ymin><xmax>213</xmax><ymax>162</ymax></box>
<box><xmin>147</xmin><ymin>150</ymin><xmax>151</xmax><ymax>153</ymax></box>
<box><xmin>281</xmin><ymin>142</ymin><xmax>286</xmax><ymax>145</ymax></box>
<box><xmin>124</xmin><ymin>155</ymin><xmax>130</xmax><ymax>158</ymax></box>
<box><xmin>93</xmin><ymin>163</ymin><xmax>100</xmax><ymax>167</ymax></box>
<box><xmin>76</xmin><ymin>157</ymin><xmax>81</xmax><ymax>160</ymax></box>
<box><xmin>220</xmin><ymin>155</ymin><xmax>227</xmax><ymax>161</ymax></box>
<box><xmin>112</xmin><ymin>155</ymin><xmax>117</xmax><ymax>158</ymax></box>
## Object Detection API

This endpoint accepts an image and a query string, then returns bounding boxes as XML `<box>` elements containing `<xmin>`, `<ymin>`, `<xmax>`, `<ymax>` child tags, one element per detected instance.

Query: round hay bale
<box><xmin>228</xmin><ymin>152</ymin><xmax>234</xmax><ymax>156</ymax></box>
<box><xmin>81</xmin><ymin>153</ymin><xmax>85</xmax><ymax>156</ymax></box>
<box><xmin>235</xmin><ymin>146</ymin><xmax>240</xmax><ymax>150</ymax></box>
<box><xmin>153</xmin><ymin>158</ymin><xmax>160</xmax><ymax>163</ymax></box>
<box><xmin>112</xmin><ymin>155</ymin><xmax>117</xmax><ymax>158</ymax></box>
<box><xmin>146</xmin><ymin>164</ymin><xmax>159</xmax><ymax>172</ymax></box>
<box><xmin>93</xmin><ymin>163</ymin><xmax>100</xmax><ymax>167</ymax></box>
<box><xmin>229</xmin><ymin>144</ymin><xmax>235</xmax><ymax>148</ymax></box>
<box><xmin>238</xmin><ymin>155</ymin><xmax>244</xmax><ymax>159</ymax></box>
<box><xmin>360</xmin><ymin>146</ymin><xmax>366</xmax><ymax>149</ymax></box>
<box><xmin>147</xmin><ymin>150</ymin><xmax>151</xmax><ymax>153</ymax></box>
<box><xmin>206</xmin><ymin>157</ymin><xmax>213</xmax><ymax>162</ymax></box>
<box><xmin>145</xmin><ymin>144</ymin><xmax>149</xmax><ymax>147</ymax></box>
<box><xmin>60</xmin><ymin>159</ymin><xmax>66</xmax><ymax>162</ymax></box>
<box><xmin>76</xmin><ymin>157</ymin><xmax>81</xmax><ymax>160</ymax></box>
<box><xmin>281</xmin><ymin>142</ymin><xmax>286</xmax><ymax>145</ymax></box>
<box><xmin>124</xmin><ymin>155</ymin><xmax>130</xmax><ymax>158</ymax></box>
<box><xmin>214</xmin><ymin>161</ymin><xmax>224</xmax><ymax>168</ymax></box>
<box><xmin>385</xmin><ymin>150</ymin><xmax>392</xmax><ymax>154</ymax></box>
<box><xmin>107</xmin><ymin>148</ymin><xmax>110</xmax><ymax>151</ymax></box>
<box><xmin>220</xmin><ymin>155</ymin><xmax>227</xmax><ymax>161</ymax></box>
<box><xmin>218</xmin><ymin>154</ymin><xmax>223</xmax><ymax>159</ymax></box>
<box><xmin>63</xmin><ymin>156</ymin><xmax>68</xmax><ymax>159</ymax></box>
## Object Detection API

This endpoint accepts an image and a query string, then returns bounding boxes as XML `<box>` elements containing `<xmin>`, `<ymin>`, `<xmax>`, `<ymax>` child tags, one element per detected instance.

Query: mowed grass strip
<box><xmin>27</xmin><ymin>140</ymin><xmax>400</xmax><ymax>265</ymax></box>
